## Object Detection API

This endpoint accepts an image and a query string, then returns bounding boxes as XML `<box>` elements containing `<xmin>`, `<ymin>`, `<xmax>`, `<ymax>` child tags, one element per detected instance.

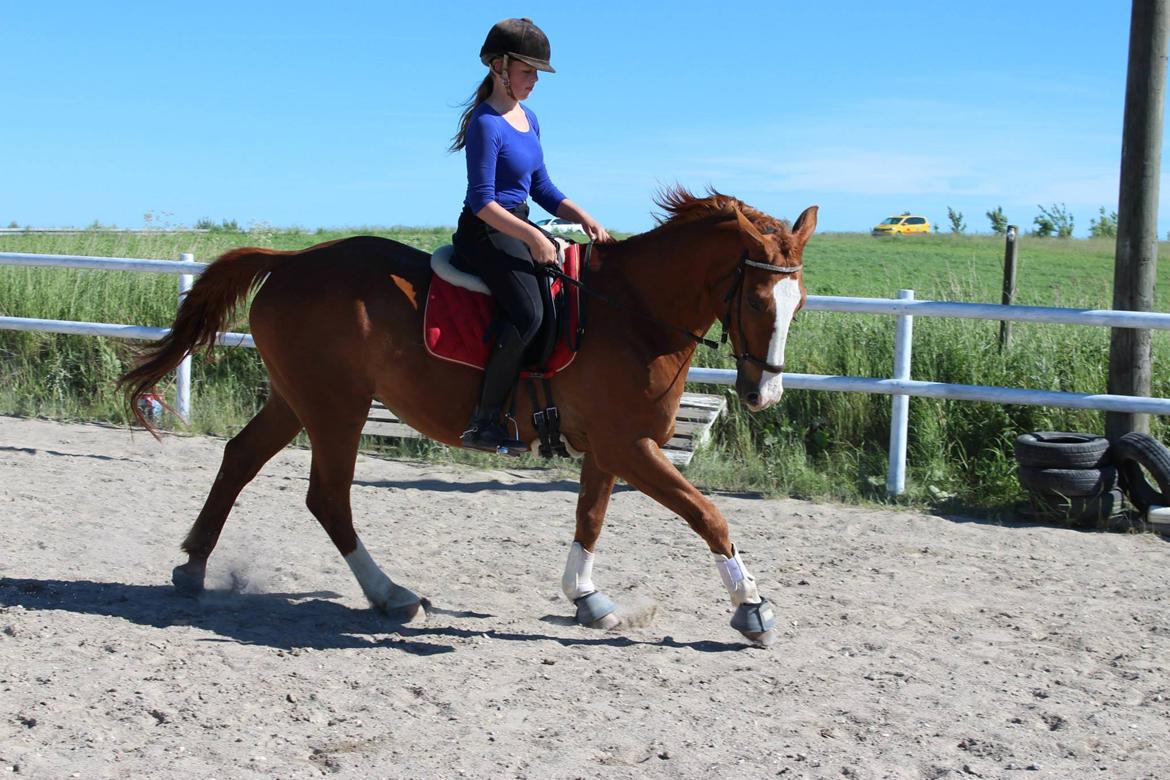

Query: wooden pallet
<box><xmin>362</xmin><ymin>391</ymin><xmax>727</xmax><ymax>467</ymax></box>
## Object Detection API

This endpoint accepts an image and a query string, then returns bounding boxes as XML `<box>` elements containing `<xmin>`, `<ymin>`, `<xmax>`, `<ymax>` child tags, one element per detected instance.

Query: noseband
<box><xmin>720</xmin><ymin>252</ymin><xmax>803</xmax><ymax>375</ymax></box>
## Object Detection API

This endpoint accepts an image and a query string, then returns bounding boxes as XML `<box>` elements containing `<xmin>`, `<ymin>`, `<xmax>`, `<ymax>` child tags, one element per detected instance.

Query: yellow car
<box><xmin>871</xmin><ymin>215</ymin><xmax>931</xmax><ymax>236</ymax></box>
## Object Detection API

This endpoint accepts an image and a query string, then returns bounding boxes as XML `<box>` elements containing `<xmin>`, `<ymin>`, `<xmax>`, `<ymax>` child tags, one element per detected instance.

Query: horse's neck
<box><xmin>603</xmin><ymin>218</ymin><xmax>738</xmax><ymax>338</ymax></box>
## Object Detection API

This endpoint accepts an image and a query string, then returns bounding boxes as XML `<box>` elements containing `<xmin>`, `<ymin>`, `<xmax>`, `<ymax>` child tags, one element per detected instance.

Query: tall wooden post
<box><xmin>998</xmin><ymin>225</ymin><xmax>1019</xmax><ymax>351</ymax></box>
<box><xmin>1107</xmin><ymin>0</ymin><xmax>1168</xmax><ymax>440</ymax></box>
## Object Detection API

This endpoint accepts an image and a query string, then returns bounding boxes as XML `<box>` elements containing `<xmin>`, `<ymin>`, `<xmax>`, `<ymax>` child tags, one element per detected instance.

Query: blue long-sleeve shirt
<box><xmin>463</xmin><ymin>102</ymin><xmax>566</xmax><ymax>216</ymax></box>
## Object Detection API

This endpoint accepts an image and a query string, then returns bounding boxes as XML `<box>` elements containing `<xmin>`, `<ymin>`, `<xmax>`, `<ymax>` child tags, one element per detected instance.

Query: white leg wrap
<box><xmin>562</xmin><ymin>541</ymin><xmax>597</xmax><ymax>602</ymax></box>
<box><xmin>345</xmin><ymin>537</ymin><xmax>395</xmax><ymax>605</ymax></box>
<box><xmin>714</xmin><ymin>545</ymin><xmax>762</xmax><ymax>606</ymax></box>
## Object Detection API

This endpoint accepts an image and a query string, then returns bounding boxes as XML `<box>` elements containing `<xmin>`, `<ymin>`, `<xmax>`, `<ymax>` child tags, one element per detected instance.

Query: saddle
<box><xmin>423</xmin><ymin>241</ymin><xmax>583</xmax><ymax>379</ymax></box>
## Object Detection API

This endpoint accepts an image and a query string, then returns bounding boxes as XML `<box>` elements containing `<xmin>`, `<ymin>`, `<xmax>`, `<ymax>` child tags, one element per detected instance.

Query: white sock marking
<box><xmin>344</xmin><ymin>537</ymin><xmax>394</xmax><ymax>605</ymax></box>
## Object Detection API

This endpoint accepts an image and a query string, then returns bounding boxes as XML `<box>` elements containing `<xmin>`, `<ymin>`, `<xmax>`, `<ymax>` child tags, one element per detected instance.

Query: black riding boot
<box><xmin>462</xmin><ymin>323</ymin><xmax>529</xmax><ymax>454</ymax></box>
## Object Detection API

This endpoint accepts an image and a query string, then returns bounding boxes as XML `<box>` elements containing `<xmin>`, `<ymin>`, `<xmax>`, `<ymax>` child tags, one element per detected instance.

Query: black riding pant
<box><xmin>452</xmin><ymin>203</ymin><xmax>544</xmax><ymax>346</ymax></box>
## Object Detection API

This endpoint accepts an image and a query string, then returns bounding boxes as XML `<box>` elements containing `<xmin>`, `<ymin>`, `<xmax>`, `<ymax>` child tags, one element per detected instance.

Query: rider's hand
<box><xmin>527</xmin><ymin>229</ymin><xmax>559</xmax><ymax>266</ymax></box>
<box><xmin>581</xmin><ymin>216</ymin><xmax>612</xmax><ymax>243</ymax></box>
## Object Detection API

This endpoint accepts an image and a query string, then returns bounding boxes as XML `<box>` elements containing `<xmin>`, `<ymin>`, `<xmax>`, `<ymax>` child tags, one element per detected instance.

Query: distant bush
<box><xmin>1032</xmin><ymin>204</ymin><xmax>1074</xmax><ymax>238</ymax></box>
<box><xmin>194</xmin><ymin>218</ymin><xmax>242</xmax><ymax>232</ymax></box>
<box><xmin>986</xmin><ymin>206</ymin><xmax>1008</xmax><ymax>235</ymax></box>
<box><xmin>946</xmin><ymin>207</ymin><xmax>966</xmax><ymax>234</ymax></box>
<box><xmin>1089</xmin><ymin>207</ymin><xmax>1118</xmax><ymax>238</ymax></box>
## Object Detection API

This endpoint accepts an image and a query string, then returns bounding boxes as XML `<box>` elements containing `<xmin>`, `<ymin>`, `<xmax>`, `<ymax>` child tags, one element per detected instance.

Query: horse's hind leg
<box><xmin>563</xmin><ymin>453</ymin><xmax>621</xmax><ymax>629</ymax></box>
<box><xmin>301</xmin><ymin>409</ymin><xmax>423</xmax><ymax>622</ymax></box>
<box><xmin>606</xmin><ymin>438</ymin><xmax>778</xmax><ymax>646</ymax></box>
<box><xmin>172</xmin><ymin>391</ymin><xmax>302</xmax><ymax>595</ymax></box>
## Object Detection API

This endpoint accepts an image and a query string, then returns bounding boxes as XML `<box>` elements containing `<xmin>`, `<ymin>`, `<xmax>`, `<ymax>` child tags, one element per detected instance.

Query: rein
<box><xmin>543</xmin><ymin>244</ymin><xmax>802</xmax><ymax>371</ymax></box>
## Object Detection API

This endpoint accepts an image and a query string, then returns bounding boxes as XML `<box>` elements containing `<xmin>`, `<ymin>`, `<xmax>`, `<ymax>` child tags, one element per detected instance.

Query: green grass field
<box><xmin>1</xmin><ymin>227</ymin><xmax>1166</xmax><ymax>516</ymax></box>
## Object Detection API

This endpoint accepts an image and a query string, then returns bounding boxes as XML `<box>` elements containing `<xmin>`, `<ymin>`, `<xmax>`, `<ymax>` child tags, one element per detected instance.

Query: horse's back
<box><xmin>248</xmin><ymin>235</ymin><xmax>433</xmax><ymax>374</ymax></box>
<box><xmin>250</xmin><ymin>235</ymin><xmax>428</xmax><ymax>298</ymax></box>
<box><xmin>299</xmin><ymin>234</ymin><xmax>430</xmax><ymax>277</ymax></box>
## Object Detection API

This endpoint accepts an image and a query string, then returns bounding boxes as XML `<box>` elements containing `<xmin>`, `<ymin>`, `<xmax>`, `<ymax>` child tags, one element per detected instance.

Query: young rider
<box><xmin>450</xmin><ymin>17</ymin><xmax>611</xmax><ymax>453</ymax></box>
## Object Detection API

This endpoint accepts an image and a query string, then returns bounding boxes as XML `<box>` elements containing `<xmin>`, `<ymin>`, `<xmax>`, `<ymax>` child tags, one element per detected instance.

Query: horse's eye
<box><xmin>747</xmin><ymin>296</ymin><xmax>767</xmax><ymax>313</ymax></box>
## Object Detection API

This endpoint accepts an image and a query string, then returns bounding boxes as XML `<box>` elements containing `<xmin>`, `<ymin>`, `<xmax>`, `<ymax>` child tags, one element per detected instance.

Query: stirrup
<box><xmin>461</xmin><ymin>418</ymin><xmax>529</xmax><ymax>456</ymax></box>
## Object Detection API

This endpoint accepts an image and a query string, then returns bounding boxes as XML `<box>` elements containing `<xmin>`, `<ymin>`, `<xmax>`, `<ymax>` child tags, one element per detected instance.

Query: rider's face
<box><xmin>497</xmin><ymin>60</ymin><xmax>538</xmax><ymax>99</ymax></box>
<box><xmin>511</xmin><ymin>62</ymin><xmax>538</xmax><ymax>98</ymax></box>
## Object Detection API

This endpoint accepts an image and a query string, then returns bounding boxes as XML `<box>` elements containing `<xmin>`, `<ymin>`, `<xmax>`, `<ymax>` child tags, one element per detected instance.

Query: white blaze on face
<box><xmin>759</xmin><ymin>277</ymin><xmax>802</xmax><ymax>407</ymax></box>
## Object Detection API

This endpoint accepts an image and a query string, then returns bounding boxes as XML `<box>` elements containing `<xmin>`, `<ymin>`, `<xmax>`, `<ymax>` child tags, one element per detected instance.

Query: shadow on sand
<box><xmin>934</xmin><ymin>508</ymin><xmax>1168</xmax><ymax>542</ymax></box>
<box><xmin>0</xmin><ymin>577</ymin><xmax>748</xmax><ymax>655</ymax></box>
<box><xmin>0</xmin><ymin>444</ymin><xmax>133</xmax><ymax>463</ymax></box>
<box><xmin>351</xmin><ymin>475</ymin><xmax>634</xmax><ymax>496</ymax></box>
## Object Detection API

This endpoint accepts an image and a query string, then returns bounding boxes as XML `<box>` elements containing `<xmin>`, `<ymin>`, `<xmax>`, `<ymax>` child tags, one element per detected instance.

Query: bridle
<box><xmin>544</xmin><ymin>245</ymin><xmax>802</xmax><ymax>374</ymax></box>
<box><xmin>718</xmin><ymin>252</ymin><xmax>804</xmax><ymax>374</ymax></box>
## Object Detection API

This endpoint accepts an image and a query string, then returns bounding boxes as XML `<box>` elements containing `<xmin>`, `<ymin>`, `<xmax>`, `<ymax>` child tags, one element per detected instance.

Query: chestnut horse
<box><xmin>119</xmin><ymin>189</ymin><xmax>817</xmax><ymax>646</ymax></box>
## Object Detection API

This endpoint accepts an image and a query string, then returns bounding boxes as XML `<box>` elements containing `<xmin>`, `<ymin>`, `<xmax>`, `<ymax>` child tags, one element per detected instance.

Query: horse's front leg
<box><xmin>606</xmin><ymin>438</ymin><xmax>778</xmax><ymax>647</ymax></box>
<box><xmin>563</xmin><ymin>453</ymin><xmax>621</xmax><ymax>629</ymax></box>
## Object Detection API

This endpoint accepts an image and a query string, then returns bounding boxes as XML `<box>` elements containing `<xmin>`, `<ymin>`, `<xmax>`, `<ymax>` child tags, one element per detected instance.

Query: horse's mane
<box><xmin>609</xmin><ymin>186</ymin><xmax>794</xmax><ymax>255</ymax></box>
<box><xmin>655</xmin><ymin>186</ymin><xmax>788</xmax><ymax>232</ymax></box>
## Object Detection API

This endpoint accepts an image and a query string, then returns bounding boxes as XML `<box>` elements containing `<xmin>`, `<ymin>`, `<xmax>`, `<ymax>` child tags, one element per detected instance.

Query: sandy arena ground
<box><xmin>1</xmin><ymin>415</ymin><xmax>1168</xmax><ymax>779</ymax></box>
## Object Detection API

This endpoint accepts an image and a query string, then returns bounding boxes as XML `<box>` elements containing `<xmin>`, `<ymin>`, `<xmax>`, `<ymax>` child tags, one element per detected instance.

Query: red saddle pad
<box><xmin>423</xmin><ymin>243</ymin><xmax>581</xmax><ymax>379</ymax></box>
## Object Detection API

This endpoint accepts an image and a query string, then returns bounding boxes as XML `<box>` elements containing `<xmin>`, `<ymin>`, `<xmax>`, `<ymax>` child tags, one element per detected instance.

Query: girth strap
<box><xmin>526</xmin><ymin>378</ymin><xmax>569</xmax><ymax>459</ymax></box>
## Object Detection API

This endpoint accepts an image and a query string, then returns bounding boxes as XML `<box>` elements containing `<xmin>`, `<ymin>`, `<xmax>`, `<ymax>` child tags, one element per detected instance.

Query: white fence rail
<box><xmin>3</xmin><ymin>250</ymin><xmax>1169</xmax><ymax>496</ymax></box>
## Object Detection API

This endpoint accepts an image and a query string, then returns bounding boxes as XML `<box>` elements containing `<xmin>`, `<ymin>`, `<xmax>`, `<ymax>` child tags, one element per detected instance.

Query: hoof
<box><xmin>376</xmin><ymin>587</ymin><xmax>426</xmax><ymax>624</ymax></box>
<box><xmin>586</xmin><ymin>611</ymin><xmax>622</xmax><ymax>630</ymax></box>
<box><xmin>740</xmin><ymin>628</ymin><xmax>780</xmax><ymax>648</ymax></box>
<box><xmin>574</xmin><ymin>591</ymin><xmax>619</xmax><ymax>629</ymax></box>
<box><xmin>381</xmin><ymin>599</ymin><xmax>426</xmax><ymax>624</ymax></box>
<box><xmin>171</xmin><ymin>563</ymin><xmax>206</xmax><ymax>597</ymax></box>
<box><xmin>731</xmin><ymin>598</ymin><xmax>777</xmax><ymax>647</ymax></box>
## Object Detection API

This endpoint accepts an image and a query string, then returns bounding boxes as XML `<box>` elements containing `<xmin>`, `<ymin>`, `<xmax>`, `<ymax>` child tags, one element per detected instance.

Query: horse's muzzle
<box><xmin>736</xmin><ymin>371</ymin><xmax>784</xmax><ymax>412</ymax></box>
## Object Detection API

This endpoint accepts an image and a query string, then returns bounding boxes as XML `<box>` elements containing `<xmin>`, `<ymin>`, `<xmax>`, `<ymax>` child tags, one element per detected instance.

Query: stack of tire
<box><xmin>1015</xmin><ymin>431</ymin><xmax>1170</xmax><ymax>530</ymax></box>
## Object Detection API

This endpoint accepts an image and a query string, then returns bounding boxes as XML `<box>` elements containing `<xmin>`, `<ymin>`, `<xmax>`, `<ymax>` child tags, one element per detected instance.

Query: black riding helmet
<box><xmin>479</xmin><ymin>17</ymin><xmax>555</xmax><ymax>73</ymax></box>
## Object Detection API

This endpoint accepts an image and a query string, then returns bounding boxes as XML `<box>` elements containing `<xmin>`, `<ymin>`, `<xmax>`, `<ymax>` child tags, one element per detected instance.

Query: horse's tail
<box><xmin>116</xmin><ymin>246</ymin><xmax>292</xmax><ymax>437</ymax></box>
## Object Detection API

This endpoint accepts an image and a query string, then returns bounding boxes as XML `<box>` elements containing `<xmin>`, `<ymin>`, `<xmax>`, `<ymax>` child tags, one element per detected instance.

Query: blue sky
<box><xmin>2</xmin><ymin>2</ymin><xmax>1164</xmax><ymax>236</ymax></box>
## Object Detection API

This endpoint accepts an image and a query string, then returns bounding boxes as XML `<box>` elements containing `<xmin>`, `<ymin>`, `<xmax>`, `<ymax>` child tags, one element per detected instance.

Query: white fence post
<box><xmin>887</xmin><ymin>289</ymin><xmax>915</xmax><ymax>496</ymax></box>
<box><xmin>176</xmin><ymin>253</ymin><xmax>194</xmax><ymax>421</ymax></box>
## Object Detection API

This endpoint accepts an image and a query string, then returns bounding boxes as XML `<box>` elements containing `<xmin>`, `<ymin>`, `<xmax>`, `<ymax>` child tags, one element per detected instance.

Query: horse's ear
<box><xmin>734</xmin><ymin>209</ymin><xmax>768</xmax><ymax>257</ymax></box>
<box><xmin>792</xmin><ymin>205</ymin><xmax>819</xmax><ymax>246</ymax></box>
